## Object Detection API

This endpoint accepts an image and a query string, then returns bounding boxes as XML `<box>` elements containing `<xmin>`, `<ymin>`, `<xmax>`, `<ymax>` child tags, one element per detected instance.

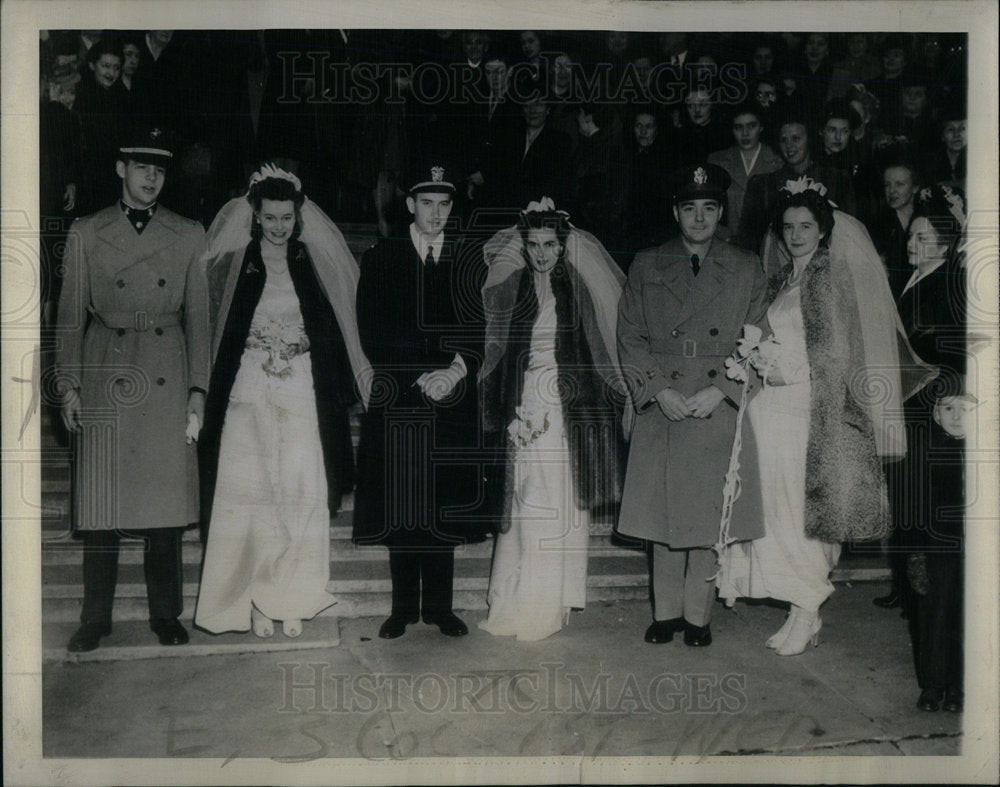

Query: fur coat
<box><xmin>799</xmin><ymin>246</ymin><xmax>889</xmax><ymax>543</ymax></box>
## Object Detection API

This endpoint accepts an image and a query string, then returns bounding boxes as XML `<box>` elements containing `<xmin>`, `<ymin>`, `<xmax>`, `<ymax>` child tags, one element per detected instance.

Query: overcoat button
<box><xmin>116</xmin><ymin>328</ymin><xmax>125</xmax><ymax>337</ymax></box>
<box><xmin>155</xmin><ymin>327</ymin><xmax>163</xmax><ymax>335</ymax></box>
<box><xmin>709</xmin><ymin>328</ymin><xmax>719</xmax><ymax>336</ymax></box>
<box><xmin>116</xmin><ymin>279</ymin><xmax>125</xmax><ymax>288</ymax></box>
<box><xmin>708</xmin><ymin>369</ymin><xmax>717</xmax><ymax>378</ymax></box>
<box><xmin>671</xmin><ymin>329</ymin><xmax>680</xmax><ymax>338</ymax></box>
<box><xmin>157</xmin><ymin>377</ymin><xmax>166</xmax><ymax>386</ymax></box>
<box><xmin>670</xmin><ymin>371</ymin><xmax>680</xmax><ymax>380</ymax></box>
<box><xmin>158</xmin><ymin>279</ymin><xmax>166</xmax><ymax>287</ymax></box>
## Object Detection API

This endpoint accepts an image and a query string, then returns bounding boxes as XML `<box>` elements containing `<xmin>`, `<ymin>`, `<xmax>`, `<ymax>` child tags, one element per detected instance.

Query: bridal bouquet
<box><xmin>507</xmin><ymin>406</ymin><xmax>550</xmax><ymax>448</ymax></box>
<box><xmin>248</xmin><ymin>319</ymin><xmax>309</xmax><ymax>379</ymax></box>
<box><xmin>724</xmin><ymin>324</ymin><xmax>781</xmax><ymax>386</ymax></box>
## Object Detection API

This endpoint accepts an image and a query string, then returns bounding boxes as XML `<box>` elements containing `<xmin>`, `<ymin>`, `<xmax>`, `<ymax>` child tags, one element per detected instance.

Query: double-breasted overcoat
<box><xmin>56</xmin><ymin>205</ymin><xmax>209</xmax><ymax>530</ymax></box>
<box><xmin>616</xmin><ymin>236</ymin><xmax>768</xmax><ymax>548</ymax></box>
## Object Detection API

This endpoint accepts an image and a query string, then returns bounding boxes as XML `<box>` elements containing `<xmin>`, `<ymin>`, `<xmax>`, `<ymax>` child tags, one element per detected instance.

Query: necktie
<box><xmin>121</xmin><ymin>201</ymin><xmax>154</xmax><ymax>234</ymax></box>
<box><xmin>691</xmin><ymin>254</ymin><xmax>701</xmax><ymax>276</ymax></box>
<box><xmin>425</xmin><ymin>247</ymin><xmax>435</xmax><ymax>266</ymax></box>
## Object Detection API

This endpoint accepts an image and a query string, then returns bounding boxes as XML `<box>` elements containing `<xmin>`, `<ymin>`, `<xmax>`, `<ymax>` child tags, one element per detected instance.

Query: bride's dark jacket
<box><xmin>480</xmin><ymin>258</ymin><xmax>626</xmax><ymax>530</ymax></box>
<box><xmin>199</xmin><ymin>238</ymin><xmax>357</xmax><ymax>529</ymax></box>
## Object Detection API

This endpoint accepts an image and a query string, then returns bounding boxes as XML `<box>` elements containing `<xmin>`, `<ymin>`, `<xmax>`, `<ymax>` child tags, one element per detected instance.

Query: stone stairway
<box><xmin>38</xmin><ymin>222</ymin><xmax>888</xmax><ymax>657</ymax></box>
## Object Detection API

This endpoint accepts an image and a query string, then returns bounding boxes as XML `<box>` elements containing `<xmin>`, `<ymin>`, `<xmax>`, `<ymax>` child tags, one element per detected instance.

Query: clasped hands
<box><xmin>654</xmin><ymin>385</ymin><xmax>725</xmax><ymax>421</ymax></box>
<box><xmin>416</xmin><ymin>359</ymin><xmax>466</xmax><ymax>402</ymax></box>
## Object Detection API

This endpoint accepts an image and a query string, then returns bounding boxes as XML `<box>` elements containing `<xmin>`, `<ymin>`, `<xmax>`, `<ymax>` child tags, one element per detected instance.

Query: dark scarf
<box><xmin>199</xmin><ymin>238</ymin><xmax>356</xmax><ymax>530</ymax></box>
<box><xmin>481</xmin><ymin>259</ymin><xmax>625</xmax><ymax>529</ymax></box>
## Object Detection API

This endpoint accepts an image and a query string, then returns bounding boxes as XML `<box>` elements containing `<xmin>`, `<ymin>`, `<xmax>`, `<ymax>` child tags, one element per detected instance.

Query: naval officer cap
<box><xmin>118</xmin><ymin>125</ymin><xmax>174</xmax><ymax>168</ymax></box>
<box><xmin>671</xmin><ymin>162</ymin><xmax>731</xmax><ymax>204</ymax></box>
<box><xmin>407</xmin><ymin>159</ymin><xmax>456</xmax><ymax>196</ymax></box>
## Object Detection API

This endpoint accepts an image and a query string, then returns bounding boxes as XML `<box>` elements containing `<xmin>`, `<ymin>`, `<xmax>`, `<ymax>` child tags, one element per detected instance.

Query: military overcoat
<box><xmin>616</xmin><ymin>236</ymin><xmax>768</xmax><ymax>548</ymax></box>
<box><xmin>56</xmin><ymin>204</ymin><xmax>209</xmax><ymax>530</ymax></box>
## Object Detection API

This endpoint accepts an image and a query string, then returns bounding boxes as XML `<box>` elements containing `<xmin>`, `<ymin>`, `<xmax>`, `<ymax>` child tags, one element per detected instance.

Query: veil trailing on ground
<box><xmin>202</xmin><ymin>181</ymin><xmax>373</xmax><ymax>407</ymax></box>
<box><xmin>479</xmin><ymin>223</ymin><xmax>628</xmax><ymax>404</ymax></box>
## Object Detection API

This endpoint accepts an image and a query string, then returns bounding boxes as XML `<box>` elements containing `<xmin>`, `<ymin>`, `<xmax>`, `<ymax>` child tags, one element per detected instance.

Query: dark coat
<box><xmin>352</xmin><ymin>231</ymin><xmax>488</xmax><ymax>546</ymax></box>
<box><xmin>866</xmin><ymin>203</ymin><xmax>912</xmax><ymax>303</ymax></box>
<box><xmin>199</xmin><ymin>239</ymin><xmax>357</xmax><ymax>528</ymax></box>
<box><xmin>616</xmin><ymin>236</ymin><xmax>768</xmax><ymax>548</ymax></box>
<box><xmin>55</xmin><ymin>204</ymin><xmax>209</xmax><ymax>530</ymax></box>
<box><xmin>480</xmin><ymin>261</ymin><xmax>627</xmax><ymax>530</ymax></box>
<box><xmin>486</xmin><ymin>121</ymin><xmax>572</xmax><ymax>214</ymax></box>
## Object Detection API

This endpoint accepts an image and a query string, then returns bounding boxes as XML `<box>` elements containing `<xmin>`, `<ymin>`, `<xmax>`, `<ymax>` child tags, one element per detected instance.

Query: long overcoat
<box><xmin>616</xmin><ymin>236</ymin><xmax>768</xmax><ymax>548</ymax></box>
<box><xmin>352</xmin><ymin>231</ymin><xmax>488</xmax><ymax>547</ymax></box>
<box><xmin>56</xmin><ymin>204</ymin><xmax>209</xmax><ymax>530</ymax></box>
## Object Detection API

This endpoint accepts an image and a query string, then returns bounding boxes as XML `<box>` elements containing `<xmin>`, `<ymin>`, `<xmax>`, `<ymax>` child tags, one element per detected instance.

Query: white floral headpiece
<box><xmin>247</xmin><ymin>163</ymin><xmax>302</xmax><ymax>195</ymax></box>
<box><xmin>521</xmin><ymin>196</ymin><xmax>570</xmax><ymax>219</ymax></box>
<box><xmin>781</xmin><ymin>176</ymin><xmax>838</xmax><ymax>208</ymax></box>
<box><xmin>919</xmin><ymin>185</ymin><xmax>967</xmax><ymax>226</ymax></box>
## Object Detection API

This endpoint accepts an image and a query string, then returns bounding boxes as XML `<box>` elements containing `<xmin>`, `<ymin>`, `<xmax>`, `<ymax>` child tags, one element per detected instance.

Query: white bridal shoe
<box><xmin>251</xmin><ymin>606</ymin><xmax>274</xmax><ymax>638</ymax></box>
<box><xmin>775</xmin><ymin>608</ymin><xmax>821</xmax><ymax>656</ymax></box>
<box><xmin>283</xmin><ymin>619</ymin><xmax>303</xmax><ymax>638</ymax></box>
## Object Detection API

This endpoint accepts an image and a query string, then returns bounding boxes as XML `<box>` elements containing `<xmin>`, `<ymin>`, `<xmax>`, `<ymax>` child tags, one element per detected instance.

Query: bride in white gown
<box><xmin>719</xmin><ymin>179</ymin><xmax>933</xmax><ymax>655</ymax></box>
<box><xmin>194</xmin><ymin>166</ymin><xmax>371</xmax><ymax>638</ymax></box>
<box><xmin>477</xmin><ymin>199</ymin><xmax>627</xmax><ymax>641</ymax></box>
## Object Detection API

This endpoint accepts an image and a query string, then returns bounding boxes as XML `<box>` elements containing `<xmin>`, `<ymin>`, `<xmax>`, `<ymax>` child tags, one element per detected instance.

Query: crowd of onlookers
<box><xmin>40</xmin><ymin>29</ymin><xmax>966</xmax><ymax>255</ymax></box>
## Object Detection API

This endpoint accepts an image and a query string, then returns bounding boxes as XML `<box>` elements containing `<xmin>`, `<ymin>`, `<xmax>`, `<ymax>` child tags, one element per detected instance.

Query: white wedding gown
<box><xmin>718</xmin><ymin>280</ymin><xmax>841</xmax><ymax>611</ymax></box>
<box><xmin>478</xmin><ymin>274</ymin><xmax>590</xmax><ymax>641</ymax></box>
<box><xmin>195</xmin><ymin>267</ymin><xmax>337</xmax><ymax>632</ymax></box>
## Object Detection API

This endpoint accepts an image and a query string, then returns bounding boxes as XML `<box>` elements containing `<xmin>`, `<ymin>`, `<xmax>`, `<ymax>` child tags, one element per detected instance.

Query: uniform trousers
<box><xmin>80</xmin><ymin>528</ymin><xmax>183</xmax><ymax>627</ymax></box>
<box><xmin>652</xmin><ymin>544</ymin><xmax>717</xmax><ymax>626</ymax></box>
<box><xmin>388</xmin><ymin>546</ymin><xmax>455</xmax><ymax>620</ymax></box>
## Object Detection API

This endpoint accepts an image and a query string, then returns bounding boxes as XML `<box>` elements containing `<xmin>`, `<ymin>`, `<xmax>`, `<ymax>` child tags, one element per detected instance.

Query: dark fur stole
<box><xmin>480</xmin><ymin>260</ymin><xmax>625</xmax><ymax>531</ymax></box>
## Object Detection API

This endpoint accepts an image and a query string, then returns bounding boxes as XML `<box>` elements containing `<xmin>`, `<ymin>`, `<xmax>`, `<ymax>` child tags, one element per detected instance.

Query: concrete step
<box><xmin>42</xmin><ymin>583</ymin><xmax>650</xmax><ymax>625</ymax></box>
<box><xmin>41</xmin><ymin>530</ymin><xmax>636</xmax><ymax>565</ymax></box>
<box><xmin>44</xmin><ymin>617</ymin><xmax>342</xmax><ymax>663</ymax></box>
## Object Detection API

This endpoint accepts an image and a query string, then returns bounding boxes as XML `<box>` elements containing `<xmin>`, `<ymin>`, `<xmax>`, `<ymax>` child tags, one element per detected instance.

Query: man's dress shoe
<box><xmin>644</xmin><ymin>617</ymin><xmax>684</xmax><ymax>644</ymax></box>
<box><xmin>423</xmin><ymin>612</ymin><xmax>469</xmax><ymax>637</ymax></box>
<box><xmin>379</xmin><ymin>614</ymin><xmax>418</xmax><ymax>639</ymax></box>
<box><xmin>150</xmin><ymin>619</ymin><xmax>189</xmax><ymax>646</ymax></box>
<box><xmin>683</xmin><ymin>622</ymin><xmax>712</xmax><ymax>647</ymax></box>
<box><xmin>67</xmin><ymin>623</ymin><xmax>111</xmax><ymax>653</ymax></box>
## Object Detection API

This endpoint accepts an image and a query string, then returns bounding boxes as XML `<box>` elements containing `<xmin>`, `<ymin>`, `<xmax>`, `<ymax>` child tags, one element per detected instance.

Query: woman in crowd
<box><xmin>478</xmin><ymin>199</ymin><xmax>627</xmax><ymax>641</ymax></box>
<box><xmin>896</xmin><ymin>183</ymin><xmax>967</xmax><ymax>712</ymax></box>
<box><xmin>926</xmin><ymin>103</ymin><xmax>967</xmax><ymax>191</ymax></box>
<box><xmin>719</xmin><ymin>178</ymin><xmax>933</xmax><ymax>655</ymax></box>
<box><xmin>618</xmin><ymin>106</ymin><xmax>674</xmax><ymax>271</ymax></box>
<box><xmin>869</xmin><ymin>157</ymin><xmax>922</xmax><ymax>301</ymax></box>
<box><xmin>74</xmin><ymin>36</ymin><xmax>129</xmax><ymax>213</ymax></box>
<box><xmin>708</xmin><ymin>101</ymin><xmax>783</xmax><ymax>241</ymax></box>
<box><xmin>195</xmin><ymin>166</ymin><xmax>371</xmax><ymax>639</ymax></box>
